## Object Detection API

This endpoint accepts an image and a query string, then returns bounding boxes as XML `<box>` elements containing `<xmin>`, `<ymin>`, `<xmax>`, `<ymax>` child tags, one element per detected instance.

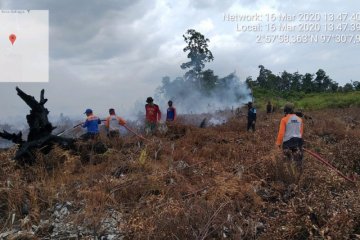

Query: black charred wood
<box><xmin>0</xmin><ymin>130</ymin><xmax>24</xmax><ymax>144</ymax></box>
<box><xmin>0</xmin><ymin>87</ymin><xmax>76</xmax><ymax>164</ymax></box>
<box><xmin>16</xmin><ymin>87</ymin><xmax>55</xmax><ymax>141</ymax></box>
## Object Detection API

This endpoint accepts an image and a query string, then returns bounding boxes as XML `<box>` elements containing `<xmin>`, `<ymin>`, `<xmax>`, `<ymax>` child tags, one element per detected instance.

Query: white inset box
<box><xmin>0</xmin><ymin>10</ymin><xmax>49</xmax><ymax>82</ymax></box>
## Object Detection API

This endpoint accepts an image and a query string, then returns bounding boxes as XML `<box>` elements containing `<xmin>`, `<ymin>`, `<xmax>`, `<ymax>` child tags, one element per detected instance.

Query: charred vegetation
<box><xmin>0</xmin><ymin>87</ymin><xmax>74</xmax><ymax>164</ymax></box>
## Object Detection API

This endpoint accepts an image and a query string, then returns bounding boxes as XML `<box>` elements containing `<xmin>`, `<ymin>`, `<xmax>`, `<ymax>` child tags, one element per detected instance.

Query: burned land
<box><xmin>1</xmin><ymin>108</ymin><xmax>360</xmax><ymax>239</ymax></box>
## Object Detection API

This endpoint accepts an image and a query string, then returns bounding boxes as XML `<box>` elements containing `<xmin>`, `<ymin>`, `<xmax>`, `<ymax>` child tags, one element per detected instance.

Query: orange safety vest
<box><xmin>276</xmin><ymin>114</ymin><xmax>303</xmax><ymax>146</ymax></box>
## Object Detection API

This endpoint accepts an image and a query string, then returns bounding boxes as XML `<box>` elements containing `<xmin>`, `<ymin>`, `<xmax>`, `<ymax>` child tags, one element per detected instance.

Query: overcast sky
<box><xmin>0</xmin><ymin>0</ymin><xmax>359</xmax><ymax>123</ymax></box>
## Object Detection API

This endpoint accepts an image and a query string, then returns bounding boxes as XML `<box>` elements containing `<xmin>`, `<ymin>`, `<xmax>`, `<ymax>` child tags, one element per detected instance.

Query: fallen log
<box><xmin>0</xmin><ymin>87</ymin><xmax>74</xmax><ymax>164</ymax></box>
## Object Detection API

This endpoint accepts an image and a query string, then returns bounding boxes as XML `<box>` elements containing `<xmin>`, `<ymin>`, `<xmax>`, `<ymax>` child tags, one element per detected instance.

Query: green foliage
<box><xmin>253</xmin><ymin>89</ymin><xmax>360</xmax><ymax>111</ymax></box>
<box><xmin>353</xmin><ymin>81</ymin><xmax>360</xmax><ymax>90</ymax></box>
<box><xmin>343</xmin><ymin>83</ymin><xmax>354</xmax><ymax>92</ymax></box>
<box><xmin>181</xmin><ymin>29</ymin><xmax>214</xmax><ymax>84</ymax></box>
<box><xmin>201</xmin><ymin>69</ymin><xmax>218</xmax><ymax>95</ymax></box>
<box><xmin>249</xmin><ymin>66</ymin><xmax>341</xmax><ymax>94</ymax></box>
<box><xmin>252</xmin><ymin>87</ymin><xmax>298</xmax><ymax>111</ymax></box>
<box><xmin>297</xmin><ymin>91</ymin><xmax>360</xmax><ymax>109</ymax></box>
<box><xmin>250</xmin><ymin>65</ymin><xmax>360</xmax><ymax>110</ymax></box>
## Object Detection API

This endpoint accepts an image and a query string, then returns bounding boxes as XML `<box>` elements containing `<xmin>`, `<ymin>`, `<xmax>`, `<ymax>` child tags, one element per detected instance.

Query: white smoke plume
<box><xmin>154</xmin><ymin>72</ymin><xmax>251</xmax><ymax>116</ymax></box>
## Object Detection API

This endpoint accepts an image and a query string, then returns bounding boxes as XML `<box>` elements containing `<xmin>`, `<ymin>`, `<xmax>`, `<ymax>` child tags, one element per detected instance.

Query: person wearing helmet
<box><xmin>166</xmin><ymin>100</ymin><xmax>176</xmax><ymax>122</ymax></box>
<box><xmin>247</xmin><ymin>102</ymin><xmax>257</xmax><ymax>131</ymax></box>
<box><xmin>145</xmin><ymin>97</ymin><xmax>161</xmax><ymax>135</ymax></box>
<box><xmin>82</xmin><ymin>108</ymin><xmax>101</xmax><ymax>140</ymax></box>
<box><xmin>276</xmin><ymin>102</ymin><xmax>304</xmax><ymax>179</ymax></box>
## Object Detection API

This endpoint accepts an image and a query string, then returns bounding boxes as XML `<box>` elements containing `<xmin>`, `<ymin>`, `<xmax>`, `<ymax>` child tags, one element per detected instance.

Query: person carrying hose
<box><xmin>276</xmin><ymin>102</ymin><xmax>304</xmax><ymax>181</ymax></box>
<box><xmin>104</xmin><ymin>108</ymin><xmax>127</xmax><ymax>138</ymax></box>
<box><xmin>82</xmin><ymin>108</ymin><xmax>101</xmax><ymax>140</ymax></box>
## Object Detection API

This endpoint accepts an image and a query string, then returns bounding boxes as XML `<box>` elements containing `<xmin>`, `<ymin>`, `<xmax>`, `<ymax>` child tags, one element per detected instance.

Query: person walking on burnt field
<box><xmin>266</xmin><ymin>101</ymin><xmax>273</xmax><ymax>114</ymax></box>
<box><xmin>247</xmin><ymin>102</ymin><xmax>257</xmax><ymax>131</ymax></box>
<box><xmin>104</xmin><ymin>108</ymin><xmax>127</xmax><ymax>138</ymax></box>
<box><xmin>82</xmin><ymin>108</ymin><xmax>101</xmax><ymax>140</ymax></box>
<box><xmin>276</xmin><ymin>102</ymin><xmax>304</xmax><ymax>181</ymax></box>
<box><xmin>166</xmin><ymin>100</ymin><xmax>176</xmax><ymax>122</ymax></box>
<box><xmin>145</xmin><ymin>97</ymin><xmax>161</xmax><ymax>135</ymax></box>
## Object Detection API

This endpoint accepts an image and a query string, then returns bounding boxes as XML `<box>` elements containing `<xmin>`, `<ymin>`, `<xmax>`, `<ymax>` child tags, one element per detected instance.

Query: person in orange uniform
<box><xmin>104</xmin><ymin>108</ymin><xmax>127</xmax><ymax>138</ymax></box>
<box><xmin>276</xmin><ymin>102</ymin><xmax>304</xmax><ymax>177</ymax></box>
<box><xmin>145</xmin><ymin>97</ymin><xmax>161</xmax><ymax>135</ymax></box>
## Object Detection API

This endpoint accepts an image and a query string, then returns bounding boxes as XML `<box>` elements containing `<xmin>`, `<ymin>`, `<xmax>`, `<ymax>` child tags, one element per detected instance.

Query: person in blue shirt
<box><xmin>166</xmin><ymin>100</ymin><xmax>176</xmax><ymax>122</ymax></box>
<box><xmin>82</xmin><ymin>108</ymin><xmax>101</xmax><ymax>140</ymax></box>
<box><xmin>247</xmin><ymin>102</ymin><xmax>256</xmax><ymax>131</ymax></box>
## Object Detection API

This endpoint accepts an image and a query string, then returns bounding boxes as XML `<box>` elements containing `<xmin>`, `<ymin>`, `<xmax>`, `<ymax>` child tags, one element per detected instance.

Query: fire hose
<box><xmin>101</xmin><ymin>120</ymin><xmax>150</xmax><ymax>142</ymax></box>
<box><xmin>304</xmin><ymin>148</ymin><xmax>356</xmax><ymax>183</ymax></box>
<box><xmin>57</xmin><ymin>120</ymin><xmax>150</xmax><ymax>142</ymax></box>
<box><xmin>122</xmin><ymin>125</ymin><xmax>150</xmax><ymax>142</ymax></box>
<box><xmin>56</xmin><ymin>123</ymin><xmax>83</xmax><ymax>136</ymax></box>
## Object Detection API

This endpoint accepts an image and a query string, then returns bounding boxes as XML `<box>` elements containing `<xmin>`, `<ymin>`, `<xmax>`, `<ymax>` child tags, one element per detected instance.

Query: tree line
<box><xmin>246</xmin><ymin>65</ymin><xmax>360</xmax><ymax>95</ymax></box>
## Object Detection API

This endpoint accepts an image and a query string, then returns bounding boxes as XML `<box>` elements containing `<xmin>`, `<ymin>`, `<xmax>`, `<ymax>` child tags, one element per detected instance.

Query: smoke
<box><xmin>0</xmin><ymin>73</ymin><xmax>251</xmax><ymax>139</ymax></box>
<box><xmin>123</xmin><ymin>72</ymin><xmax>252</xmax><ymax>127</ymax></box>
<box><xmin>154</xmin><ymin>72</ymin><xmax>251</xmax><ymax>115</ymax></box>
<box><xmin>208</xmin><ymin>116</ymin><xmax>227</xmax><ymax>126</ymax></box>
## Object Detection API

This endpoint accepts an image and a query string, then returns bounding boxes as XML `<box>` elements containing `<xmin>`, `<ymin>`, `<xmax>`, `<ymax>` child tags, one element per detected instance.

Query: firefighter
<box><xmin>276</xmin><ymin>102</ymin><xmax>304</xmax><ymax>180</ymax></box>
<box><xmin>145</xmin><ymin>97</ymin><xmax>161</xmax><ymax>135</ymax></box>
<box><xmin>82</xmin><ymin>109</ymin><xmax>101</xmax><ymax>140</ymax></box>
<box><xmin>104</xmin><ymin>108</ymin><xmax>127</xmax><ymax>138</ymax></box>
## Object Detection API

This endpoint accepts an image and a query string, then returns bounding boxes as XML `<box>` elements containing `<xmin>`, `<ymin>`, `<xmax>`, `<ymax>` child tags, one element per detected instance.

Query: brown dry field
<box><xmin>1</xmin><ymin>107</ymin><xmax>360</xmax><ymax>239</ymax></box>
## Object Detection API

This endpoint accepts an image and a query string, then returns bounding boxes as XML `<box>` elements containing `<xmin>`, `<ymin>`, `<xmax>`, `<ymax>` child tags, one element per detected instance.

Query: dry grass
<box><xmin>0</xmin><ymin>108</ymin><xmax>359</xmax><ymax>239</ymax></box>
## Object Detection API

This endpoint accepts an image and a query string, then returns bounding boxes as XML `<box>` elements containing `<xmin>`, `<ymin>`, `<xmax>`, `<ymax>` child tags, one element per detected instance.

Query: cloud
<box><xmin>0</xmin><ymin>0</ymin><xmax>359</xmax><ymax>123</ymax></box>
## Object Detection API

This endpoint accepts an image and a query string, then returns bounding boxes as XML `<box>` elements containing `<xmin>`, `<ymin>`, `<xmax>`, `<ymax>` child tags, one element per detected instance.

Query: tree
<box><xmin>314</xmin><ymin>69</ymin><xmax>333</xmax><ymax>92</ymax></box>
<box><xmin>322</xmin><ymin>77</ymin><xmax>333</xmax><ymax>92</ymax></box>
<box><xmin>245</xmin><ymin>76</ymin><xmax>255</xmax><ymax>88</ymax></box>
<box><xmin>280</xmin><ymin>71</ymin><xmax>292</xmax><ymax>92</ymax></box>
<box><xmin>290</xmin><ymin>72</ymin><xmax>302</xmax><ymax>92</ymax></box>
<box><xmin>256</xmin><ymin>65</ymin><xmax>280</xmax><ymax>90</ymax></box>
<box><xmin>343</xmin><ymin>83</ymin><xmax>354</xmax><ymax>92</ymax></box>
<box><xmin>268</xmin><ymin>73</ymin><xmax>280</xmax><ymax>91</ymax></box>
<box><xmin>352</xmin><ymin>81</ymin><xmax>360</xmax><ymax>91</ymax></box>
<box><xmin>257</xmin><ymin>65</ymin><xmax>270</xmax><ymax>88</ymax></box>
<box><xmin>329</xmin><ymin>81</ymin><xmax>339</xmax><ymax>92</ymax></box>
<box><xmin>180</xmin><ymin>29</ymin><xmax>214</xmax><ymax>88</ymax></box>
<box><xmin>314</xmin><ymin>69</ymin><xmax>325</xmax><ymax>92</ymax></box>
<box><xmin>301</xmin><ymin>73</ymin><xmax>314</xmax><ymax>93</ymax></box>
<box><xmin>202</xmin><ymin>69</ymin><xmax>218</xmax><ymax>95</ymax></box>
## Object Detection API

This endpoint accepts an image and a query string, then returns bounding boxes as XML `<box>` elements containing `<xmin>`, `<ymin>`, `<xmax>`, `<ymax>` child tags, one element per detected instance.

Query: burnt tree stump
<box><xmin>0</xmin><ymin>87</ymin><xmax>74</xmax><ymax>164</ymax></box>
